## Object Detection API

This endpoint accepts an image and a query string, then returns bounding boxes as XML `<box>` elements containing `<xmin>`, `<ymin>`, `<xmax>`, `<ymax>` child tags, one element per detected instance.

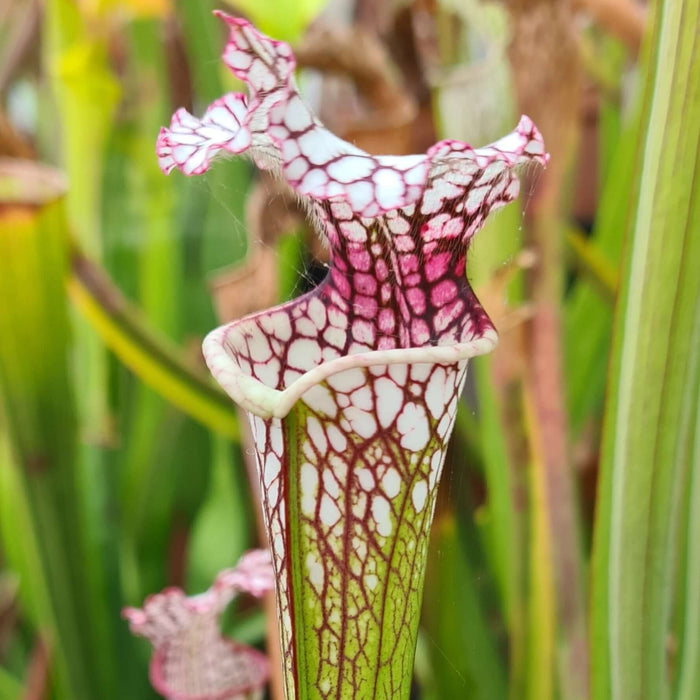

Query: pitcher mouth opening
<box><xmin>203</xmin><ymin>304</ymin><xmax>498</xmax><ymax>420</ymax></box>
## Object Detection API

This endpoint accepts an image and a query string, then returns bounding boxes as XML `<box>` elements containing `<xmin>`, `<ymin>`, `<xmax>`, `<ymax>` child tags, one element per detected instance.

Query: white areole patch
<box><xmin>425</xmin><ymin>366</ymin><xmax>449</xmax><ymax>419</ymax></box>
<box><xmin>374</xmin><ymin>169</ymin><xmax>405</xmax><ymax>210</ymax></box>
<box><xmin>351</xmin><ymin>320</ymin><xmax>374</xmax><ymax>346</ymax></box>
<box><xmin>323</xmin><ymin>325</ymin><xmax>346</xmax><ymax>350</ymax></box>
<box><xmin>364</xmin><ymin>574</ymin><xmax>378</xmax><ymax>591</ymax></box>
<box><xmin>327</xmin><ymin>306</ymin><xmax>346</xmax><ymax>328</ymax></box>
<box><xmin>344</xmin><ymin>405</ymin><xmax>378</xmax><ymax>439</ymax></box>
<box><xmin>374</xmin><ymin>377</ymin><xmax>403</xmax><ymax>428</ymax></box>
<box><xmin>285</xmin><ymin>157</ymin><xmax>308</xmax><ymax>182</ymax></box>
<box><xmin>300</xmin><ymin>168</ymin><xmax>329</xmax><ymax>193</ymax></box>
<box><xmin>254</xmin><ymin>356</ymin><xmax>281</xmax><ymax>388</ymax></box>
<box><xmin>284</xmin><ymin>368</ymin><xmax>303</xmax><ymax>387</ymax></box>
<box><xmin>283</xmin><ymin>95</ymin><xmax>312</xmax><ymax>131</ymax></box>
<box><xmin>386</xmin><ymin>213</ymin><xmax>410</xmax><ymax>235</ymax></box>
<box><xmin>295</xmin><ymin>317</ymin><xmax>317</xmax><ymax>337</ymax></box>
<box><xmin>322</xmin><ymin>346</ymin><xmax>341</xmax><ymax>363</ymax></box>
<box><xmin>357</xmin><ymin>468</ymin><xmax>375</xmax><ymax>491</ymax></box>
<box><xmin>269</xmin><ymin>419</ymin><xmax>283</xmax><ymax>455</ymax></box>
<box><xmin>248</xmin><ymin>335</ymin><xmax>272</xmax><ymax>362</ymax></box>
<box><xmin>349</xmin><ymin>385</ymin><xmax>373</xmax><ymax>411</ymax></box>
<box><xmin>381</xmin><ymin>468</ymin><xmax>401</xmax><ymax>499</ymax></box>
<box><xmin>397</xmin><ymin>402</ymin><xmax>431</xmax><ymax>452</ymax></box>
<box><xmin>429</xmin><ymin>450</ymin><xmax>443</xmax><ymax>490</ymax></box>
<box><xmin>281</xmin><ymin>136</ymin><xmax>300</xmax><ymax>161</ymax></box>
<box><xmin>326</xmin><ymin>155</ymin><xmax>373</xmax><ymax>182</ymax></box>
<box><xmin>410</xmin><ymin>363</ymin><xmax>432</xmax><ymax>382</ymax></box>
<box><xmin>305</xmin><ymin>553</ymin><xmax>324</xmax><ymax>589</ymax></box>
<box><xmin>339</xmin><ymin>220</ymin><xmax>368</xmax><ymax>243</ymax></box>
<box><xmin>287</xmin><ymin>338</ymin><xmax>322</xmax><ymax>371</ymax></box>
<box><xmin>250</xmin><ymin>414</ymin><xmax>267</xmax><ymax>450</ymax></box>
<box><xmin>300</xmin><ymin>462</ymin><xmax>318</xmax><ymax>516</ymax></box>
<box><xmin>466</xmin><ymin>185</ymin><xmax>491</xmax><ymax>214</ymax></box>
<box><xmin>306</xmin><ymin>296</ymin><xmax>327</xmax><ymax>328</ymax></box>
<box><xmin>320</xmin><ymin>493</ymin><xmax>341</xmax><ymax>527</ymax></box>
<box><xmin>326</xmin><ymin>424</ymin><xmax>347</xmax><ymax>453</ymax></box>
<box><xmin>261</xmin><ymin>311</ymin><xmax>292</xmax><ymax>341</ymax></box>
<box><xmin>322</xmin><ymin>468</ymin><xmax>340</xmax><ymax>499</ymax></box>
<box><xmin>264</xmin><ymin>453</ymin><xmax>281</xmax><ymax>486</ymax></box>
<box><xmin>411</xmin><ymin>480</ymin><xmax>428</xmax><ymax>513</ymax></box>
<box><xmin>345</xmin><ymin>180</ymin><xmax>373</xmax><ymax>212</ymax></box>
<box><xmin>302</xmin><ymin>384</ymin><xmax>338</xmax><ymax>419</ymax></box>
<box><xmin>328</xmin><ymin>454</ymin><xmax>347</xmax><ymax>483</ymax></box>
<box><xmin>388</xmin><ymin>363</ymin><xmax>408</xmax><ymax>386</ymax></box>
<box><xmin>267</xmin><ymin>479</ymin><xmax>279</xmax><ymax>507</ymax></box>
<box><xmin>306</xmin><ymin>415</ymin><xmax>328</xmax><ymax>456</ymax></box>
<box><xmin>436</xmin><ymin>412</ymin><xmax>452</xmax><ymax>440</ymax></box>
<box><xmin>371</xmin><ymin>495</ymin><xmax>393</xmax><ymax>537</ymax></box>
<box><xmin>419</xmin><ymin>184</ymin><xmax>444</xmax><ymax>215</ymax></box>
<box><xmin>327</xmin><ymin>367</ymin><xmax>366</xmax><ymax>394</ymax></box>
<box><xmin>302</xmin><ymin>440</ymin><xmax>316</xmax><ymax>463</ymax></box>
<box><xmin>475</xmin><ymin>160</ymin><xmax>506</xmax><ymax>186</ymax></box>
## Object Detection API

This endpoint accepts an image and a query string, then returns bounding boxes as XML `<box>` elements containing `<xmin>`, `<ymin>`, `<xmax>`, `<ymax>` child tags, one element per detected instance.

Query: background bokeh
<box><xmin>1</xmin><ymin>1</ymin><xmax>698</xmax><ymax>699</ymax></box>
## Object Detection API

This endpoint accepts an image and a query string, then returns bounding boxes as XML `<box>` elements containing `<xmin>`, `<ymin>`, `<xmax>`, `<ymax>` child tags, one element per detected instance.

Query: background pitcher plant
<box><xmin>155</xmin><ymin>13</ymin><xmax>547</xmax><ymax>700</ymax></box>
<box><xmin>124</xmin><ymin>549</ymin><xmax>274</xmax><ymax>700</ymax></box>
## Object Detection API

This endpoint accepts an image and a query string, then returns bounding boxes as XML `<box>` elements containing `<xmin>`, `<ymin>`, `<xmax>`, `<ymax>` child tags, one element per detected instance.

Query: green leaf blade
<box><xmin>591</xmin><ymin>1</ymin><xmax>700</xmax><ymax>697</ymax></box>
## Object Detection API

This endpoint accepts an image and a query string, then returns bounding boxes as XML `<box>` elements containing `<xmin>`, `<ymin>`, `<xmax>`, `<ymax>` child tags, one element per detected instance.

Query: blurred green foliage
<box><xmin>0</xmin><ymin>0</ymin><xmax>698</xmax><ymax>699</ymax></box>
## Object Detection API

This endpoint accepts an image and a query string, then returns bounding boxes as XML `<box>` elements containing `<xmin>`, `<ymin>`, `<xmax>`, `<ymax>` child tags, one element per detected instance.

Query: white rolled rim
<box><xmin>203</xmin><ymin>321</ymin><xmax>498</xmax><ymax>419</ymax></box>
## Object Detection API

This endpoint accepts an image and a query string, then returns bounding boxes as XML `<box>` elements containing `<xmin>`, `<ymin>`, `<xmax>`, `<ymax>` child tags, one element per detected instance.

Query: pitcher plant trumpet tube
<box><xmin>156</xmin><ymin>12</ymin><xmax>547</xmax><ymax>699</ymax></box>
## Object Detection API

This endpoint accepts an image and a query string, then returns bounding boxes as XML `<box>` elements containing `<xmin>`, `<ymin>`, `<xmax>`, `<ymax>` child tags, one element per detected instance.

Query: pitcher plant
<box><xmin>152</xmin><ymin>11</ymin><xmax>547</xmax><ymax>700</ymax></box>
